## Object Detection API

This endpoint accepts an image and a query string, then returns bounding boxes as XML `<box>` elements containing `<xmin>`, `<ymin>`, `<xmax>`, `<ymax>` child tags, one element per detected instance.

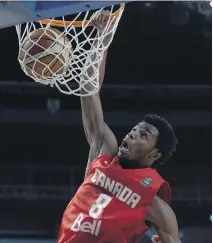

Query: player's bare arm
<box><xmin>81</xmin><ymin>12</ymin><xmax>118</xmax><ymax>178</ymax></box>
<box><xmin>146</xmin><ymin>196</ymin><xmax>182</xmax><ymax>243</ymax></box>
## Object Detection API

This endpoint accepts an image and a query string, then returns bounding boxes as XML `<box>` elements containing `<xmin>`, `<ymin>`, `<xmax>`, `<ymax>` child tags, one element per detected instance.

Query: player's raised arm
<box><xmin>146</xmin><ymin>196</ymin><xmax>182</xmax><ymax>243</ymax></box>
<box><xmin>80</xmin><ymin>11</ymin><xmax>118</xmax><ymax>178</ymax></box>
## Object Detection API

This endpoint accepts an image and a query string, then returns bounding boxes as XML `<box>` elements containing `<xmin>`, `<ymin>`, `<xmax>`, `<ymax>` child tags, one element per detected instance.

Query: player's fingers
<box><xmin>91</xmin><ymin>15</ymin><xmax>102</xmax><ymax>28</ymax></box>
<box><xmin>102</xmin><ymin>10</ymin><xmax>111</xmax><ymax>16</ymax></box>
<box><xmin>91</xmin><ymin>10</ymin><xmax>111</xmax><ymax>30</ymax></box>
<box><xmin>92</xmin><ymin>19</ymin><xmax>98</xmax><ymax>26</ymax></box>
<box><xmin>92</xmin><ymin>11</ymin><xmax>102</xmax><ymax>25</ymax></box>
<box><xmin>91</xmin><ymin>20</ymin><xmax>96</xmax><ymax>28</ymax></box>
<box><xmin>102</xmin><ymin>10</ymin><xmax>111</xmax><ymax>23</ymax></box>
<box><xmin>98</xmin><ymin>13</ymin><xmax>102</xmax><ymax>23</ymax></box>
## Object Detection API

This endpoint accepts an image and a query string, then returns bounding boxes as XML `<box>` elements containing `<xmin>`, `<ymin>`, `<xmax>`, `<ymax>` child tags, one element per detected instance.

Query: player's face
<box><xmin>118</xmin><ymin>122</ymin><xmax>161</xmax><ymax>168</ymax></box>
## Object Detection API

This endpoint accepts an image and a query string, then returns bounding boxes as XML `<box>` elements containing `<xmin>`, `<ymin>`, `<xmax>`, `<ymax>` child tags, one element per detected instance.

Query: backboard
<box><xmin>0</xmin><ymin>1</ymin><xmax>127</xmax><ymax>29</ymax></box>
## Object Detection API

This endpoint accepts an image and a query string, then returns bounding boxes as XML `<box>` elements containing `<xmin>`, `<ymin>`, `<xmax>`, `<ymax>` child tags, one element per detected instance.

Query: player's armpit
<box><xmin>145</xmin><ymin>196</ymin><xmax>182</xmax><ymax>243</ymax></box>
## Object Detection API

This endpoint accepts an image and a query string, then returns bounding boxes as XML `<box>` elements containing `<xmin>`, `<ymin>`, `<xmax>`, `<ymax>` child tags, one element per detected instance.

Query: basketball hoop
<box><xmin>16</xmin><ymin>4</ymin><xmax>125</xmax><ymax>96</ymax></box>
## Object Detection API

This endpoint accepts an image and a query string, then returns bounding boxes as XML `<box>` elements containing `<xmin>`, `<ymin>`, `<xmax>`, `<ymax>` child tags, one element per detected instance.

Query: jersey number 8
<box><xmin>89</xmin><ymin>193</ymin><xmax>112</xmax><ymax>219</ymax></box>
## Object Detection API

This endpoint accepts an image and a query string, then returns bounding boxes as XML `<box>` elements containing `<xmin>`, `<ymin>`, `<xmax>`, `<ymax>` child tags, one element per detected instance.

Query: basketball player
<box><xmin>58</xmin><ymin>11</ymin><xmax>181</xmax><ymax>243</ymax></box>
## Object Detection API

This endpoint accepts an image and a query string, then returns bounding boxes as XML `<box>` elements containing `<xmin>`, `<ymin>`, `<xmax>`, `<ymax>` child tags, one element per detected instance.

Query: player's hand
<box><xmin>92</xmin><ymin>10</ymin><xmax>111</xmax><ymax>33</ymax></box>
<box><xmin>151</xmin><ymin>235</ymin><xmax>161</xmax><ymax>243</ymax></box>
<box><xmin>92</xmin><ymin>10</ymin><xmax>115</xmax><ymax>47</ymax></box>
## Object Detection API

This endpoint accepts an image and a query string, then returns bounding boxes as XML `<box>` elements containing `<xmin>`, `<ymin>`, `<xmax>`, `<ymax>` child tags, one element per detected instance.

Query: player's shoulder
<box><xmin>134</xmin><ymin>168</ymin><xmax>169</xmax><ymax>189</ymax></box>
<box><xmin>129</xmin><ymin>168</ymin><xmax>171</xmax><ymax>206</ymax></box>
<box><xmin>145</xmin><ymin>168</ymin><xmax>167</xmax><ymax>183</ymax></box>
<box><xmin>143</xmin><ymin>169</ymin><xmax>171</xmax><ymax>204</ymax></box>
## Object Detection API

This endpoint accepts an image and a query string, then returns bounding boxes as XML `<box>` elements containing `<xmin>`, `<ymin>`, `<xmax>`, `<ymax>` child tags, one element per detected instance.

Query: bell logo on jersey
<box><xmin>71</xmin><ymin>213</ymin><xmax>102</xmax><ymax>236</ymax></box>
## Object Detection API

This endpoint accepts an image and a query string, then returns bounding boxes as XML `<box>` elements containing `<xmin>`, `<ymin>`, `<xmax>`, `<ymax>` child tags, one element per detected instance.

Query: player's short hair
<box><xmin>143</xmin><ymin>114</ymin><xmax>178</xmax><ymax>166</ymax></box>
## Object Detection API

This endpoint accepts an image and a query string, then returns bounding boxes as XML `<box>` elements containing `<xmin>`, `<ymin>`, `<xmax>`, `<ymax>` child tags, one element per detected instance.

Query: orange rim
<box><xmin>38</xmin><ymin>4</ymin><xmax>125</xmax><ymax>27</ymax></box>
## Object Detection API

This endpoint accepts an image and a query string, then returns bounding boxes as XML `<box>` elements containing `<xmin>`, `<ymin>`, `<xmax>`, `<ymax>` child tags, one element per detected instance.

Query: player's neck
<box><xmin>118</xmin><ymin>158</ymin><xmax>149</xmax><ymax>169</ymax></box>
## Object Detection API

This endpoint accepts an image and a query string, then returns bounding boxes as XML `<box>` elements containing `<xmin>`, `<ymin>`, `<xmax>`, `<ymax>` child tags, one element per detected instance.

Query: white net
<box><xmin>16</xmin><ymin>5</ymin><xmax>124</xmax><ymax>96</ymax></box>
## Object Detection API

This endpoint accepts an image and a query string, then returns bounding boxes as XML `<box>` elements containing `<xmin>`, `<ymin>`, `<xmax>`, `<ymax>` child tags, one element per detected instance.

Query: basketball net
<box><xmin>15</xmin><ymin>5</ymin><xmax>124</xmax><ymax>96</ymax></box>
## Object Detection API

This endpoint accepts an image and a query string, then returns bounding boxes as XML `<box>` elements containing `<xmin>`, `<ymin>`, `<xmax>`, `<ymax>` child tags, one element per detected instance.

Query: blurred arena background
<box><xmin>0</xmin><ymin>1</ymin><xmax>211</xmax><ymax>243</ymax></box>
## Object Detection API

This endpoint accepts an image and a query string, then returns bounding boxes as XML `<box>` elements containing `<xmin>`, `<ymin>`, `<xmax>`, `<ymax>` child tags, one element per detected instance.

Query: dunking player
<box><xmin>58</xmin><ymin>12</ymin><xmax>181</xmax><ymax>243</ymax></box>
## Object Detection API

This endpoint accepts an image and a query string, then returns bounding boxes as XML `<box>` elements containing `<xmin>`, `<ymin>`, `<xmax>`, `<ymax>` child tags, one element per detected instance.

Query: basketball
<box><xmin>18</xmin><ymin>28</ymin><xmax>72</xmax><ymax>82</ymax></box>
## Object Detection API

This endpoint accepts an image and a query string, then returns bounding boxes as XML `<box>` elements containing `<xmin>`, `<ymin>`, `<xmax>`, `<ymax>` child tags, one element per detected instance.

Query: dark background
<box><xmin>0</xmin><ymin>1</ymin><xmax>212</xmax><ymax>243</ymax></box>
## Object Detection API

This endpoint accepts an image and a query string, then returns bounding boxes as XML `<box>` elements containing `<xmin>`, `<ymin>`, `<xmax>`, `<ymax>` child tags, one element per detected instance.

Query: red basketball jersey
<box><xmin>58</xmin><ymin>155</ymin><xmax>171</xmax><ymax>243</ymax></box>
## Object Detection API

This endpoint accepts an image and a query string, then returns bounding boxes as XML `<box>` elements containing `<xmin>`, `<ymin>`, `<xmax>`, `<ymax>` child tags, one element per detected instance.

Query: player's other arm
<box><xmin>80</xmin><ymin>12</ymin><xmax>118</xmax><ymax>178</ymax></box>
<box><xmin>146</xmin><ymin>196</ymin><xmax>182</xmax><ymax>243</ymax></box>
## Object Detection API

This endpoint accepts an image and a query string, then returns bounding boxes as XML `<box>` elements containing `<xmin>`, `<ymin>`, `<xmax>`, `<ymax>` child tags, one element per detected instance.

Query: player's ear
<box><xmin>148</xmin><ymin>150</ymin><xmax>161</xmax><ymax>165</ymax></box>
<box><xmin>152</xmin><ymin>152</ymin><xmax>161</xmax><ymax>161</ymax></box>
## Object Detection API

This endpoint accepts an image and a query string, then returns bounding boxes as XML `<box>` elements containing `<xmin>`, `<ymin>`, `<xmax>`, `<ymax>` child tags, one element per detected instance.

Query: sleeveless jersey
<box><xmin>58</xmin><ymin>155</ymin><xmax>171</xmax><ymax>243</ymax></box>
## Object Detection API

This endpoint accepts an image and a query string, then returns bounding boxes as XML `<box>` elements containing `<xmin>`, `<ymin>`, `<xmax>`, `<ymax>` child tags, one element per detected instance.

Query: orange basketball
<box><xmin>19</xmin><ymin>28</ymin><xmax>72</xmax><ymax>82</ymax></box>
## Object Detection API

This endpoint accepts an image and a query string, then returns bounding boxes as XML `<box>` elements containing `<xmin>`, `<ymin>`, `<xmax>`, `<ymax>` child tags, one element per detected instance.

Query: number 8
<box><xmin>89</xmin><ymin>193</ymin><xmax>112</xmax><ymax>219</ymax></box>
